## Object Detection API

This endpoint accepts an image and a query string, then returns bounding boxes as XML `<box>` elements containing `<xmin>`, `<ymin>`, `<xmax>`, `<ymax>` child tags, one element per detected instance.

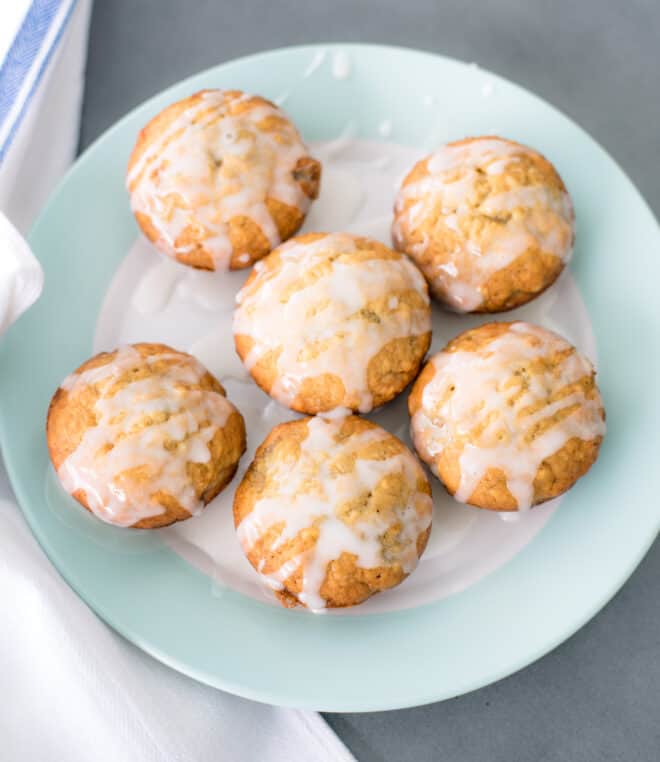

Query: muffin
<box><xmin>233</xmin><ymin>232</ymin><xmax>432</xmax><ymax>414</ymax></box>
<box><xmin>233</xmin><ymin>414</ymin><xmax>433</xmax><ymax>610</ymax></box>
<box><xmin>47</xmin><ymin>343</ymin><xmax>246</xmax><ymax>528</ymax></box>
<box><xmin>127</xmin><ymin>89</ymin><xmax>321</xmax><ymax>271</ymax></box>
<box><xmin>392</xmin><ymin>136</ymin><xmax>575</xmax><ymax>313</ymax></box>
<box><xmin>409</xmin><ymin>322</ymin><xmax>605</xmax><ymax>512</ymax></box>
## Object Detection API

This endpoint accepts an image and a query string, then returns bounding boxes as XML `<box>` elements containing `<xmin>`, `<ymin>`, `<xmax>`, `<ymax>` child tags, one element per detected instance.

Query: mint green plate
<box><xmin>1</xmin><ymin>44</ymin><xmax>659</xmax><ymax>712</ymax></box>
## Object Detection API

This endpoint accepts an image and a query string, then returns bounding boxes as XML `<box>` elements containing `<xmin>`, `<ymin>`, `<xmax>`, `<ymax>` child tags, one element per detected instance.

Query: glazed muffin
<box><xmin>233</xmin><ymin>414</ymin><xmax>433</xmax><ymax>610</ymax></box>
<box><xmin>47</xmin><ymin>343</ymin><xmax>246</xmax><ymax>528</ymax></box>
<box><xmin>127</xmin><ymin>89</ymin><xmax>321</xmax><ymax>271</ymax></box>
<box><xmin>409</xmin><ymin>322</ymin><xmax>605</xmax><ymax>512</ymax></box>
<box><xmin>233</xmin><ymin>232</ymin><xmax>432</xmax><ymax>414</ymax></box>
<box><xmin>392</xmin><ymin>136</ymin><xmax>574</xmax><ymax>313</ymax></box>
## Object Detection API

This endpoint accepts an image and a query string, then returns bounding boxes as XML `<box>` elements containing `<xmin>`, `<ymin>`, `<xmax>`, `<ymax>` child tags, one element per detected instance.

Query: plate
<box><xmin>1</xmin><ymin>44</ymin><xmax>659</xmax><ymax>711</ymax></box>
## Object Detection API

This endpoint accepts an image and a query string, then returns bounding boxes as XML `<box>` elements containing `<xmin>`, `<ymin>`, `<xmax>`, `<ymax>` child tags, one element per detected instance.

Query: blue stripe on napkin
<box><xmin>0</xmin><ymin>0</ymin><xmax>77</xmax><ymax>165</ymax></box>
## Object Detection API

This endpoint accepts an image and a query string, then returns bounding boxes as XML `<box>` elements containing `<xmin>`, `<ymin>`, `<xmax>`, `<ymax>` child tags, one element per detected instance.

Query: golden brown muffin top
<box><xmin>47</xmin><ymin>343</ymin><xmax>241</xmax><ymax>527</ymax></box>
<box><xmin>127</xmin><ymin>89</ymin><xmax>320</xmax><ymax>270</ymax></box>
<box><xmin>392</xmin><ymin>136</ymin><xmax>574</xmax><ymax>312</ymax></box>
<box><xmin>233</xmin><ymin>232</ymin><xmax>431</xmax><ymax>413</ymax></box>
<box><xmin>234</xmin><ymin>415</ymin><xmax>432</xmax><ymax>610</ymax></box>
<box><xmin>409</xmin><ymin>322</ymin><xmax>605</xmax><ymax>510</ymax></box>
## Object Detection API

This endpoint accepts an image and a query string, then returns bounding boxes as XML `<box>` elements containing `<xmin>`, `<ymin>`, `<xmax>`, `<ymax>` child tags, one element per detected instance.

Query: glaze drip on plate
<box><xmin>57</xmin><ymin>346</ymin><xmax>235</xmax><ymax>526</ymax></box>
<box><xmin>411</xmin><ymin>322</ymin><xmax>605</xmax><ymax>511</ymax></box>
<box><xmin>127</xmin><ymin>89</ymin><xmax>317</xmax><ymax>271</ymax></box>
<box><xmin>236</xmin><ymin>416</ymin><xmax>433</xmax><ymax>610</ymax></box>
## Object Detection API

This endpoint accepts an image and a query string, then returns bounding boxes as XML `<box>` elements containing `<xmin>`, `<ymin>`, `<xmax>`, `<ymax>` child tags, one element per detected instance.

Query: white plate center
<box><xmin>94</xmin><ymin>138</ymin><xmax>597</xmax><ymax>615</ymax></box>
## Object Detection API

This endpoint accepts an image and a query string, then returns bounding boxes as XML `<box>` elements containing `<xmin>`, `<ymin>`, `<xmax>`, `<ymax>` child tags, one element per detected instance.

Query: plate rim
<box><xmin>70</xmin><ymin>41</ymin><xmax>660</xmax><ymax>230</ymax></box>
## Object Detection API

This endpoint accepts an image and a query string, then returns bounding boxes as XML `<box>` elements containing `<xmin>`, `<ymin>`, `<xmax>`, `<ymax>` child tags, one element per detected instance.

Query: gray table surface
<box><xmin>44</xmin><ymin>1</ymin><xmax>660</xmax><ymax>760</ymax></box>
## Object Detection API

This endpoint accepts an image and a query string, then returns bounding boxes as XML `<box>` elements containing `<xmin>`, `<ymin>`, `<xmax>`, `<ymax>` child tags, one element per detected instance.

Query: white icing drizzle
<box><xmin>303</xmin><ymin>49</ymin><xmax>327</xmax><ymax>78</ymax></box>
<box><xmin>233</xmin><ymin>233</ymin><xmax>431</xmax><ymax>413</ymax></box>
<box><xmin>366</xmin><ymin>154</ymin><xmax>391</xmax><ymax>170</ymax></box>
<box><xmin>411</xmin><ymin>322</ymin><xmax>605</xmax><ymax>511</ymax></box>
<box><xmin>331</xmin><ymin>50</ymin><xmax>351</xmax><ymax>80</ymax></box>
<box><xmin>57</xmin><ymin>346</ymin><xmax>236</xmax><ymax>527</ymax></box>
<box><xmin>127</xmin><ymin>90</ymin><xmax>315</xmax><ymax>271</ymax></box>
<box><xmin>132</xmin><ymin>258</ymin><xmax>184</xmax><ymax>315</ymax></box>
<box><xmin>317</xmin><ymin>406</ymin><xmax>353</xmax><ymax>421</ymax></box>
<box><xmin>176</xmin><ymin>268</ymin><xmax>239</xmax><ymax>313</ymax></box>
<box><xmin>313</xmin><ymin>121</ymin><xmax>357</xmax><ymax>160</ymax></box>
<box><xmin>302</xmin><ymin>167</ymin><xmax>365</xmax><ymax>231</ymax></box>
<box><xmin>189</xmin><ymin>330</ymin><xmax>250</xmax><ymax>384</ymax></box>
<box><xmin>393</xmin><ymin>137</ymin><xmax>575</xmax><ymax>312</ymax></box>
<box><xmin>481</xmin><ymin>81</ymin><xmax>496</xmax><ymax>97</ymax></box>
<box><xmin>378</xmin><ymin>119</ymin><xmax>393</xmax><ymax>137</ymax></box>
<box><xmin>499</xmin><ymin>512</ymin><xmax>521</xmax><ymax>522</ymax></box>
<box><xmin>236</xmin><ymin>416</ymin><xmax>432</xmax><ymax>610</ymax></box>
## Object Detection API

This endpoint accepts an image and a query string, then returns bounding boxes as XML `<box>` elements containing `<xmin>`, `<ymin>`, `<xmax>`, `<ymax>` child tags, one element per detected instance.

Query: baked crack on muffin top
<box><xmin>233</xmin><ymin>232</ymin><xmax>432</xmax><ymax>414</ymax></box>
<box><xmin>127</xmin><ymin>89</ymin><xmax>321</xmax><ymax>271</ymax></box>
<box><xmin>392</xmin><ymin>136</ymin><xmax>574</xmax><ymax>313</ymax></box>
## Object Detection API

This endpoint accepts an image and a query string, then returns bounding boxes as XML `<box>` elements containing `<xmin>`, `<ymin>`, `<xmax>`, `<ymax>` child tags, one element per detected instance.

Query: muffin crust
<box><xmin>409</xmin><ymin>322</ymin><xmax>605</xmax><ymax>511</ymax></box>
<box><xmin>233</xmin><ymin>415</ymin><xmax>432</xmax><ymax>609</ymax></box>
<box><xmin>233</xmin><ymin>232</ymin><xmax>432</xmax><ymax>414</ymax></box>
<box><xmin>392</xmin><ymin>136</ymin><xmax>574</xmax><ymax>313</ymax></box>
<box><xmin>47</xmin><ymin>343</ymin><xmax>246</xmax><ymax>528</ymax></box>
<box><xmin>127</xmin><ymin>89</ymin><xmax>321</xmax><ymax>271</ymax></box>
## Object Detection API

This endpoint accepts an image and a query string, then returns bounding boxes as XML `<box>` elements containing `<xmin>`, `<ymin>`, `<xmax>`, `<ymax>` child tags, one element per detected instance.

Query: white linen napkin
<box><xmin>0</xmin><ymin>472</ymin><xmax>354</xmax><ymax>761</ymax></box>
<box><xmin>0</xmin><ymin>212</ymin><xmax>43</xmax><ymax>333</ymax></box>
<box><xmin>0</xmin><ymin>0</ymin><xmax>90</xmax><ymax>335</ymax></box>
<box><xmin>0</xmin><ymin>3</ymin><xmax>355</xmax><ymax>759</ymax></box>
